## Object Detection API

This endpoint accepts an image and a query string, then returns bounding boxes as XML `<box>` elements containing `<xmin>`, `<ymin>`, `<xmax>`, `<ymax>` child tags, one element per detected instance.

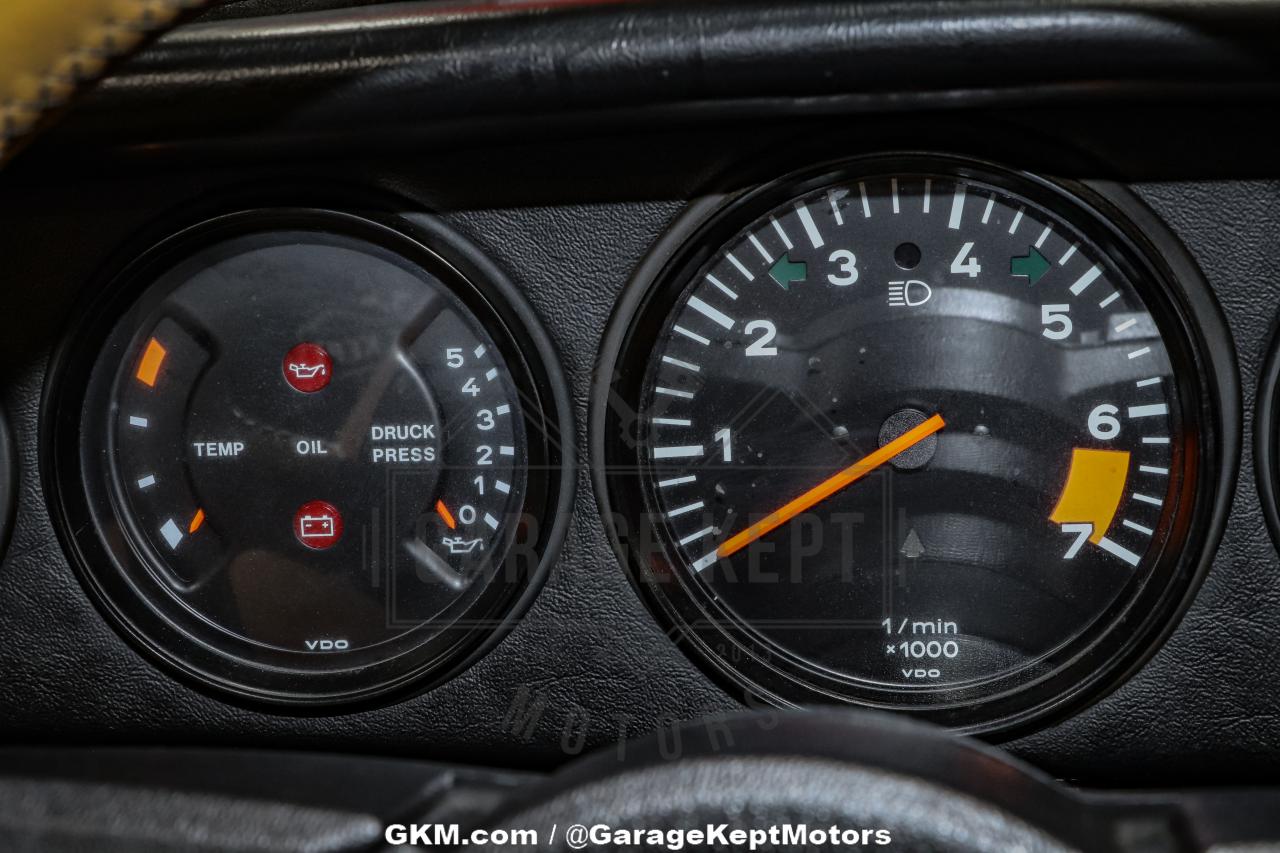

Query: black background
<box><xmin>0</xmin><ymin>0</ymin><xmax>1279</xmax><ymax>787</ymax></box>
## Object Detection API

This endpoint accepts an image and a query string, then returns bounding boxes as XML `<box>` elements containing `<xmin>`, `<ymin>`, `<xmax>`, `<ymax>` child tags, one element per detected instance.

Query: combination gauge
<box><xmin>49</xmin><ymin>208</ymin><xmax>570</xmax><ymax>705</ymax></box>
<box><xmin>598</xmin><ymin>155</ymin><xmax>1235</xmax><ymax>733</ymax></box>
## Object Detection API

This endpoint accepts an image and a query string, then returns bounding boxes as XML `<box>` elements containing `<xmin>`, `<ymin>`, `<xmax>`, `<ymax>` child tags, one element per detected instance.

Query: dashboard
<box><xmin>2</xmin><ymin>0</ymin><xmax>1280</xmax><ymax>849</ymax></box>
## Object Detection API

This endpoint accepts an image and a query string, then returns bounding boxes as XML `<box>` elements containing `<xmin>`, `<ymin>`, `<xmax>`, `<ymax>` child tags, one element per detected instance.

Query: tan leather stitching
<box><xmin>0</xmin><ymin>0</ymin><xmax>204</xmax><ymax>164</ymax></box>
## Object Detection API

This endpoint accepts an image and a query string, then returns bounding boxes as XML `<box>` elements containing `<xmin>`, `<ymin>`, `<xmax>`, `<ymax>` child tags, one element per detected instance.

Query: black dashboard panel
<box><xmin>1</xmin><ymin>0</ymin><xmax>1279</xmax><ymax>795</ymax></box>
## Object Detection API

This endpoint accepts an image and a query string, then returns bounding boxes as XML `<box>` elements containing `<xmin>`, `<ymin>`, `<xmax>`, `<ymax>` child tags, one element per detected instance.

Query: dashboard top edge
<box><xmin>15</xmin><ymin>0</ymin><xmax>1280</xmax><ymax>172</ymax></box>
<box><xmin>9</xmin><ymin>105</ymin><xmax>1280</xmax><ymax>203</ymax></box>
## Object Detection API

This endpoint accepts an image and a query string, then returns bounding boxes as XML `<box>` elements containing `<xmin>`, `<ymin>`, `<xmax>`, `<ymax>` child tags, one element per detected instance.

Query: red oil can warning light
<box><xmin>283</xmin><ymin>342</ymin><xmax>332</xmax><ymax>393</ymax></box>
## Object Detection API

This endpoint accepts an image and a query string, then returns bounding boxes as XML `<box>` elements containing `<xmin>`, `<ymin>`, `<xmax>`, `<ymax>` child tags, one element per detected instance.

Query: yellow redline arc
<box><xmin>1049</xmin><ymin>447</ymin><xmax>1131</xmax><ymax>544</ymax></box>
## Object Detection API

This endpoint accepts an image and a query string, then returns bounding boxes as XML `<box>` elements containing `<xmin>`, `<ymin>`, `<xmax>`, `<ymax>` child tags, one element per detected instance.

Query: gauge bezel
<box><xmin>0</xmin><ymin>403</ymin><xmax>13</xmax><ymax>568</ymax></box>
<box><xmin>1253</xmin><ymin>328</ymin><xmax>1280</xmax><ymax>557</ymax></box>
<box><xmin>45</xmin><ymin>207</ymin><xmax>573</xmax><ymax>708</ymax></box>
<box><xmin>594</xmin><ymin>153</ymin><xmax>1237</xmax><ymax>735</ymax></box>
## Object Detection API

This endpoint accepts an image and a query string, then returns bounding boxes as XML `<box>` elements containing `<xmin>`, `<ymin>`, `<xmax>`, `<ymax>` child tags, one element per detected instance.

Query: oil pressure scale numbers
<box><xmin>602</xmin><ymin>156</ymin><xmax>1229</xmax><ymax>731</ymax></box>
<box><xmin>54</xmin><ymin>210</ymin><xmax>565</xmax><ymax>705</ymax></box>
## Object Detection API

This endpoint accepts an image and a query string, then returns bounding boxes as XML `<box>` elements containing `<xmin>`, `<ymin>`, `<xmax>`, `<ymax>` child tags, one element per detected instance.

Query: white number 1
<box><xmin>715</xmin><ymin>427</ymin><xmax>732</xmax><ymax>462</ymax></box>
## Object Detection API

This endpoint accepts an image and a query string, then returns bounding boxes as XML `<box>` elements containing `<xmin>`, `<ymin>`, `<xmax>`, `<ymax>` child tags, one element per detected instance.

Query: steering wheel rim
<box><xmin>479</xmin><ymin>711</ymin><xmax>1111</xmax><ymax>852</ymax></box>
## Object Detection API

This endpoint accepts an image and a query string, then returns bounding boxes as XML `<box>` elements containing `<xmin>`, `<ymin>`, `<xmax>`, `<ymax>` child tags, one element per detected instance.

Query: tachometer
<box><xmin>50</xmin><ymin>208</ymin><xmax>569</xmax><ymax>706</ymax></box>
<box><xmin>598</xmin><ymin>155</ymin><xmax>1234</xmax><ymax>732</ymax></box>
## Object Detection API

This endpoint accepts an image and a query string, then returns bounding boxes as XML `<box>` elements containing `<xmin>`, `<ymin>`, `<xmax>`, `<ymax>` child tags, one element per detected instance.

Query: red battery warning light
<box><xmin>293</xmin><ymin>500</ymin><xmax>343</xmax><ymax>549</ymax></box>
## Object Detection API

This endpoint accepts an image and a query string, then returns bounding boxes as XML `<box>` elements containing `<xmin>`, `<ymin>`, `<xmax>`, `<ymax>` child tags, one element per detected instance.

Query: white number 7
<box><xmin>1060</xmin><ymin>523</ymin><xmax>1093</xmax><ymax>559</ymax></box>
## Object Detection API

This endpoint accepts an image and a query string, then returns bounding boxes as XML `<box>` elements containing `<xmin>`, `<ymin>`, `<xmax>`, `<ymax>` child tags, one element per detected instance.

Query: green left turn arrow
<box><xmin>769</xmin><ymin>253</ymin><xmax>807</xmax><ymax>290</ymax></box>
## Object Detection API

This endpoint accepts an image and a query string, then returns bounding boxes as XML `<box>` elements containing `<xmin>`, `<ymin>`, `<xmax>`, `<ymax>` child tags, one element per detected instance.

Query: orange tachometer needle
<box><xmin>435</xmin><ymin>499</ymin><xmax>457</xmax><ymax>530</ymax></box>
<box><xmin>716</xmin><ymin>413</ymin><xmax>946</xmax><ymax>559</ymax></box>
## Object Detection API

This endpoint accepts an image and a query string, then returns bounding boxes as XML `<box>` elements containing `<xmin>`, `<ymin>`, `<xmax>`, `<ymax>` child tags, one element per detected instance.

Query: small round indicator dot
<box><xmin>283</xmin><ymin>343</ymin><xmax>333</xmax><ymax>393</ymax></box>
<box><xmin>293</xmin><ymin>500</ymin><xmax>343</xmax><ymax>549</ymax></box>
<box><xmin>894</xmin><ymin>242</ymin><xmax>922</xmax><ymax>270</ymax></box>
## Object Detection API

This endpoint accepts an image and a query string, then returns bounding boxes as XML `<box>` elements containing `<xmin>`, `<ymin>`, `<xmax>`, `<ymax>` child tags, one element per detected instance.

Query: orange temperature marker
<box><xmin>135</xmin><ymin>337</ymin><xmax>167</xmax><ymax>387</ymax></box>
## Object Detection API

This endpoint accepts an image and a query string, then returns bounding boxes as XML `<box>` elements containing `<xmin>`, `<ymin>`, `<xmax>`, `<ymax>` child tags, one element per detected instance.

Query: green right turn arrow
<box><xmin>1010</xmin><ymin>247</ymin><xmax>1051</xmax><ymax>284</ymax></box>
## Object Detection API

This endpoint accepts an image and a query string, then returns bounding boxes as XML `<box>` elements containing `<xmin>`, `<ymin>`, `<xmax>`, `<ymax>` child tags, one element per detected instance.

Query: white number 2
<box><xmin>744</xmin><ymin>320</ymin><xmax>778</xmax><ymax>356</ymax></box>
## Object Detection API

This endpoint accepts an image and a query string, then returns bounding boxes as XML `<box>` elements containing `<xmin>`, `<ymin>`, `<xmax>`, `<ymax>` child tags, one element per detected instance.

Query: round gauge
<box><xmin>598</xmin><ymin>155</ymin><xmax>1235</xmax><ymax>732</ymax></box>
<box><xmin>0</xmin><ymin>404</ymin><xmax>12</xmax><ymax>563</ymax></box>
<box><xmin>49</xmin><ymin>208</ymin><xmax>569</xmax><ymax>705</ymax></box>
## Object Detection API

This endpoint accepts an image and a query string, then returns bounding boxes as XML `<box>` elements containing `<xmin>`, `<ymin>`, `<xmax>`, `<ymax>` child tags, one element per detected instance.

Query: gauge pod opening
<box><xmin>595</xmin><ymin>154</ymin><xmax>1238</xmax><ymax>735</ymax></box>
<box><xmin>1252</xmin><ymin>328</ymin><xmax>1280</xmax><ymax>564</ymax></box>
<box><xmin>46</xmin><ymin>208</ymin><xmax>572</xmax><ymax>707</ymax></box>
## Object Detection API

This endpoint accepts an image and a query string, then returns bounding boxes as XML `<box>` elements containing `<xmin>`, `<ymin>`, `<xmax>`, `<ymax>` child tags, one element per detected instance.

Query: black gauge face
<box><xmin>53</xmin><ymin>210</ymin><xmax>565</xmax><ymax>705</ymax></box>
<box><xmin>602</xmin><ymin>156</ymin><xmax>1222</xmax><ymax>730</ymax></box>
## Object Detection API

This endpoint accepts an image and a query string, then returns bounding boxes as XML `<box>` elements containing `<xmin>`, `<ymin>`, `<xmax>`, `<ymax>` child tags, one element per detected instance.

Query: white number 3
<box><xmin>827</xmin><ymin>250</ymin><xmax>859</xmax><ymax>286</ymax></box>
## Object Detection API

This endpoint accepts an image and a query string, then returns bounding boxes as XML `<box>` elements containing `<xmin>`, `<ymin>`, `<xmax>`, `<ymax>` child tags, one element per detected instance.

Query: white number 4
<box><xmin>950</xmin><ymin>241</ymin><xmax>981</xmax><ymax>277</ymax></box>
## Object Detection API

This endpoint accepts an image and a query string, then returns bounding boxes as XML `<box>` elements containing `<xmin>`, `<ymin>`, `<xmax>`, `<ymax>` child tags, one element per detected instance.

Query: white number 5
<box><xmin>1041</xmin><ymin>304</ymin><xmax>1072</xmax><ymax>340</ymax></box>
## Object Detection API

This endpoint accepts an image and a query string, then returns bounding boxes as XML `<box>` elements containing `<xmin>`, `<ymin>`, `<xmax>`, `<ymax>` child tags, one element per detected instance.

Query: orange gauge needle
<box><xmin>717</xmin><ymin>413</ymin><xmax>946</xmax><ymax>559</ymax></box>
<box><xmin>435</xmin><ymin>499</ymin><xmax>457</xmax><ymax>530</ymax></box>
